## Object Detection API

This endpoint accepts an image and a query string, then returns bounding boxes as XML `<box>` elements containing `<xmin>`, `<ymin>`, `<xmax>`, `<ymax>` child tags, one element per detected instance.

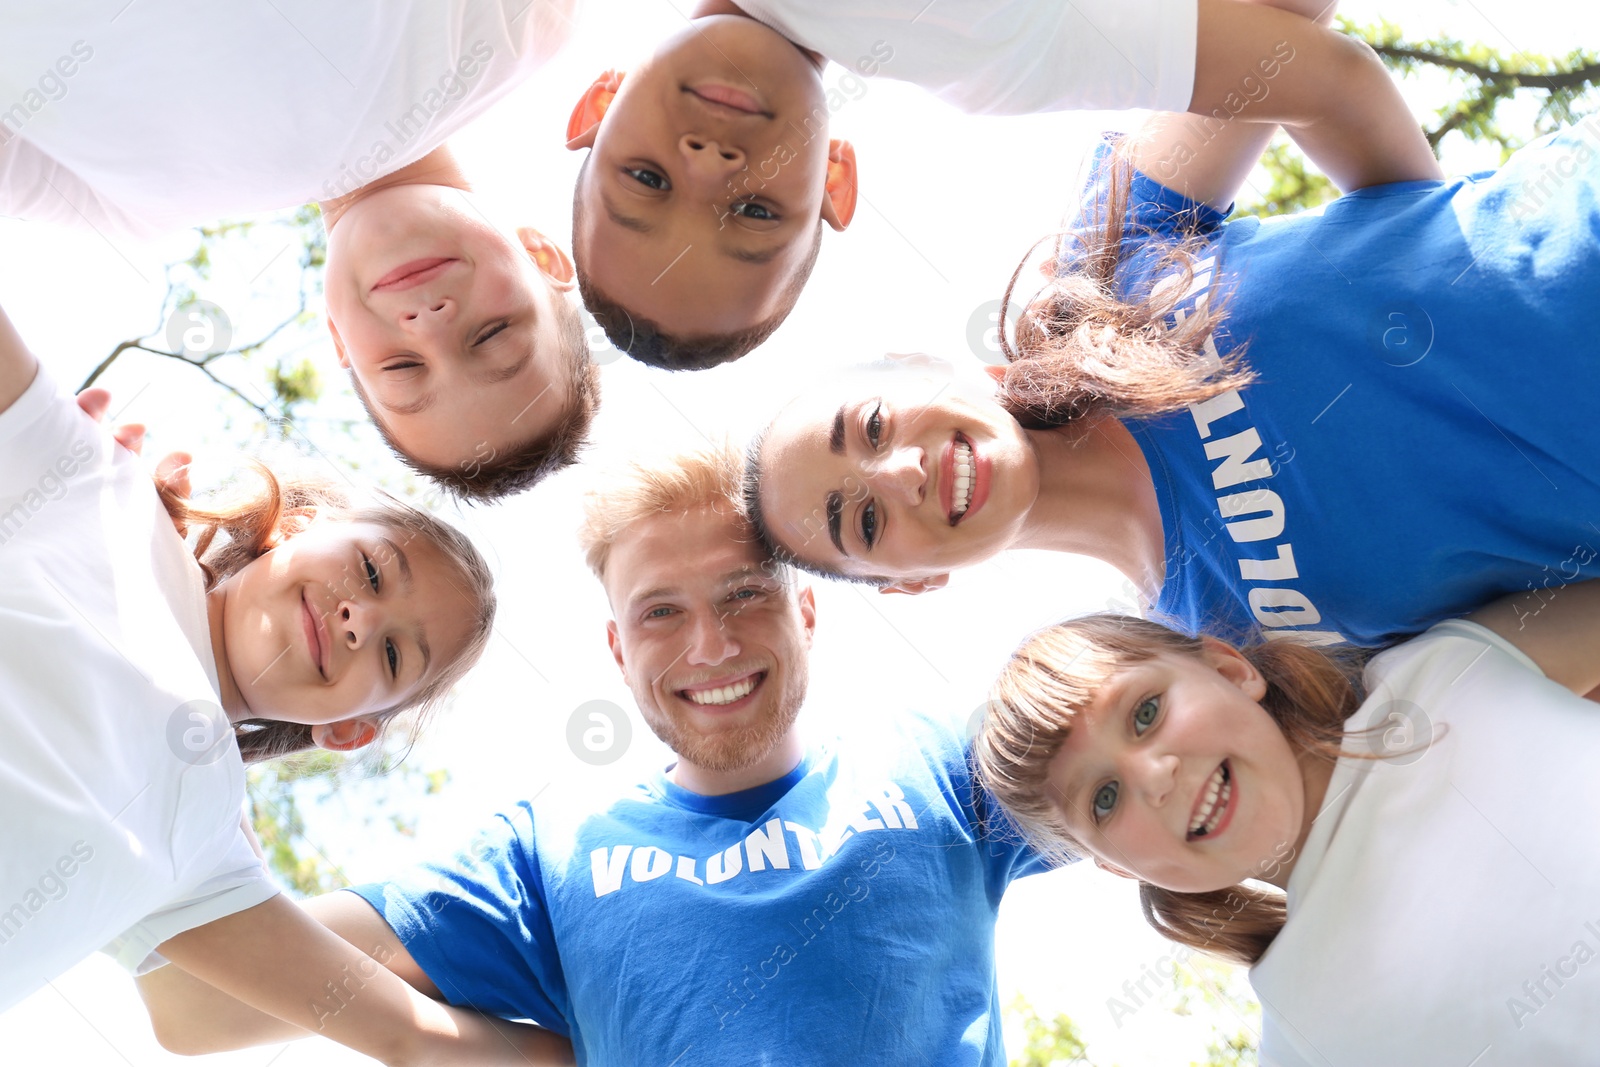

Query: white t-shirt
<box><xmin>1252</xmin><ymin>620</ymin><xmax>1600</xmax><ymax>1066</ymax></box>
<box><xmin>0</xmin><ymin>0</ymin><xmax>575</xmax><ymax>239</ymax></box>
<box><xmin>736</xmin><ymin>0</ymin><xmax>1197</xmax><ymax>115</ymax></box>
<box><xmin>0</xmin><ymin>366</ymin><xmax>276</xmax><ymax>1011</ymax></box>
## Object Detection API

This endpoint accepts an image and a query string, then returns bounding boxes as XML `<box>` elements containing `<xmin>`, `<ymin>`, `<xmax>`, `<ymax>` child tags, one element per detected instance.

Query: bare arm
<box><xmin>1186</xmin><ymin>0</ymin><xmax>1442</xmax><ymax>196</ymax></box>
<box><xmin>1122</xmin><ymin>0</ymin><xmax>1331</xmax><ymax>210</ymax></box>
<box><xmin>139</xmin><ymin>892</ymin><xmax>415</xmax><ymax>1052</ymax></box>
<box><xmin>141</xmin><ymin>893</ymin><xmax>572</xmax><ymax>1065</ymax></box>
<box><xmin>1467</xmin><ymin>577</ymin><xmax>1600</xmax><ymax>697</ymax></box>
<box><xmin>0</xmin><ymin>303</ymin><xmax>40</xmax><ymax>417</ymax></box>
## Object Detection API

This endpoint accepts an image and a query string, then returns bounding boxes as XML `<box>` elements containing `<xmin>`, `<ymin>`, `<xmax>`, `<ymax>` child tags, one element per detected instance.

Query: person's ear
<box><xmin>879</xmin><ymin>573</ymin><xmax>950</xmax><ymax>596</ymax></box>
<box><xmin>566</xmin><ymin>70</ymin><xmax>625</xmax><ymax>150</ymax></box>
<box><xmin>312</xmin><ymin>717</ymin><xmax>379</xmax><ymax>753</ymax></box>
<box><xmin>606</xmin><ymin>619</ymin><xmax>628</xmax><ymax>678</ymax></box>
<box><xmin>1094</xmin><ymin>857</ymin><xmax>1139</xmax><ymax>880</ymax></box>
<box><xmin>796</xmin><ymin>583</ymin><xmax>817</xmax><ymax>646</ymax></box>
<box><xmin>516</xmin><ymin>226</ymin><xmax>576</xmax><ymax>291</ymax></box>
<box><xmin>327</xmin><ymin>317</ymin><xmax>350</xmax><ymax>369</ymax></box>
<box><xmin>819</xmin><ymin>140</ymin><xmax>857</xmax><ymax>232</ymax></box>
<box><xmin>1199</xmin><ymin>636</ymin><xmax>1267</xmax><ymax>700</ymax></box>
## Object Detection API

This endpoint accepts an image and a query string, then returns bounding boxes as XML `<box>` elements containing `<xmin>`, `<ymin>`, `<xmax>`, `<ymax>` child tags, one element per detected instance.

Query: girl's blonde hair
<box><xmin>974</xmin><ymin>614</ymin><xmax>1367</xmax><ymax>966</ymax></box>
<box><xmin>998</xmin><ymin>139</ymin><xmax>1254</xmax><ymax>429</ymax></box>
<box><xmin>160</xmin><ymin>465</ymin><xmax>496</xmax><ymax>763</ymax></box>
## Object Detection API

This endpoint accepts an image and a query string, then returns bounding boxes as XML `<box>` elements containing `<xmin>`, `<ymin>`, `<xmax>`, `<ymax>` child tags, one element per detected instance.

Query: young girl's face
<box><xmin>218</xmin><ymin>519</ymin><xmax>478</xmax><ymax>726</ymax></box>
<box><xmin>757</xmin><ymin>364</ymin><xmax>1038</xmax><ymax>581</ymax></box>
<box><xmin>1047</xmin><ymin>645</ymin><xmax>1305</xmax><ymax>893</ymax></box>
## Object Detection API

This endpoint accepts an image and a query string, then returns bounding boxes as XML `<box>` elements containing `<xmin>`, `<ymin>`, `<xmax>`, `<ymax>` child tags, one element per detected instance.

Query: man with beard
<box><xmin>138</xmin><ymin>444</ymin><xmax>1048</xmax><ymax>1065</ymax></box>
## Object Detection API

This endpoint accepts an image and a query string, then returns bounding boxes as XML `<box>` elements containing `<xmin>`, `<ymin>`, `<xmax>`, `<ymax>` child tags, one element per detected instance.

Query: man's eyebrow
<box><xmin>629</xmin><ymin>585</ymin><xmax>678</xmax><ymax>608</ymax></box>
<box><xmin>829</xmin><ymin>405</ymin><xmax>846</xmax><ymax>455</ymax></box>
<box><xmin>826</xmin><ymin>490</ymin><xmax>845</xmax><ymax>555</ymax></box>
<box><xmin>603</xmin><ymin>195</ymin><xmax>653</xmax><ymax>235</ymax></box>
<box><xmin>629</xmin><ymin>566</ymin><xmax>767</xmax><ymax>609</ymax></box>
<box><xmin>385</xmin><ymin>392</ymin><xmax>436</xmax><ymax>416</ymax></box>
<box><xmin>719</xmin><ymin>564</ymin><xmax>772</xmax><ymax>588</ymax></box>
<box><xmin>480</xmin><ymin>350</ymin><xmax>532</xmax><ymax>385</ymax></box>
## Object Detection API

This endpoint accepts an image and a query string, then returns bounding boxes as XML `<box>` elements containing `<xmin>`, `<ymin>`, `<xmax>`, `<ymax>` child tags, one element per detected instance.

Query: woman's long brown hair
<box><xmin>998</xmin><ymin>140</ymin><xmax>1255</xmax><ymax>430</ymax></box>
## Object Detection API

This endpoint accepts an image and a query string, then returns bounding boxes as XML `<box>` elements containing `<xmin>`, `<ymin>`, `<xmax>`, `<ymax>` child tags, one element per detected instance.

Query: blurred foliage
<box><xmin>1009</xmin><ymin>995</ymin><xmax>1093</xmax><ymax>1066</ymax></box>
<box><xmin>1171</xmin><ymin>956</ymin><xmax>1261</xmax><ymax>1067</ymax></box>
<box><xmin>1235</xmin><ymin>140</ymin><xmax>1338</xmax><ymax>219</ymax></box>
<box><xmin>1235</xmin><ymin>17</ymin><xmax>1600</xmax><ymax>219</ymax></box>
<box><xmin>1007</xmin><ymin>955</ymin><xmax>1261</xmax><ymax>1067</ymax></box>
<box><xmin>82</xmin><ymin>204</ymin><xmax>329</xmax><ymax>427</ymax></box>
<box><xmin>246</xmin><ymin>732</ymin><xmax>454</xmax><ymax>896</ymax></box>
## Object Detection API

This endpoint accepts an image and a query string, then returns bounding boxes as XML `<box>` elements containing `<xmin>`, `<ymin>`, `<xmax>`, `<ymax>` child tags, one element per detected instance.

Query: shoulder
<box><xmin>1061</xmin><ymin>139</ymin><xmax>1229</xmax><ymax>277</ymax></box>
<box><xmin>1363</xmin><ymin>618</ymin><xmax>1542</xmax><ymax>699</ymax></box>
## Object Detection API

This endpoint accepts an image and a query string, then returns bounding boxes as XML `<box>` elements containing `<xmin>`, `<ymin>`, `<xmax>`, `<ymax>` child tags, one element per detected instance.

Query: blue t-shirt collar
<box><xmin>653</xmin><ymin>751</ymin><xmax>814</xmax><ymax>820</ymax></box>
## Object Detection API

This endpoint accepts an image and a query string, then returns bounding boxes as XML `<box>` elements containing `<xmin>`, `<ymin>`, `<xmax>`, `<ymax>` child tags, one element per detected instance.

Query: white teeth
<box><xmin>951</xmin><ymin>440</ymin><xmax>975</xmax><ymax>518</ymax></box>
<box><xmin>1189</xmin><ymin>764</ymin><xmax>1231</xmax><ymax>836</ymax></box>
<box><xmin>685</xmin><ymin>675</ymin><xmax>757</xmax><ymax>706</ymax></box>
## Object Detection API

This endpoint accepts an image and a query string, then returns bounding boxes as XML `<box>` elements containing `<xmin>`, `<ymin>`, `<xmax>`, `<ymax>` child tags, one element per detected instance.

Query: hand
<box><xmin>76</xmin><ymin>387</ymin><xmax>194</xmax><ymax>530</ymax></box>
<box><xmin>76</xmin><ymin>386</ymin><xmax>144</xmax><ymax>452</ymax></box>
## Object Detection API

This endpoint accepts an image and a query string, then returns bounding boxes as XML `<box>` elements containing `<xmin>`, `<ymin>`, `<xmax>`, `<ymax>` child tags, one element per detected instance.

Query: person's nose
<box><xmin>861</xmin><ymin>446</ymin><xmax>926</xmax><ymax>507</ymax></box>
<box><xmin>336</xmin><ymin>597</ymin><xmax>382</xmax><ymax>654</ymax></box>
<box><xmin>678</xmin><ymin>134</ymin><xmax>747</xmax><ymax>193</ymax></box>
<box><xmin>682</xmin><ymin>609</ymin><xmax>740</xmax><ymax>668</ymax></box>
<box><xmin>398</xmin><ymin>295</ymin><xmax>457</xmax><ymax>337</ymax></box>
<box><xmin>1125</xmin><ymin>749</ymin><xmax>1181</xmax><ymax>809</ymax></box>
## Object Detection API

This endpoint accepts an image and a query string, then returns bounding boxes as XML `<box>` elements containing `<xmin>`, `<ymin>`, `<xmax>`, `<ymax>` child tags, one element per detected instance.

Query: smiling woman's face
<box><xmin>755</xmin><ymin>364</ymin><xmax>1041</xmax><ymax>582</ymax></box>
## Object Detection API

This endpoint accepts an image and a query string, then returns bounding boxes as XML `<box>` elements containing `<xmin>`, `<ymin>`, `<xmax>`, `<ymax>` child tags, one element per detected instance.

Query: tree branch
<box><xmin>79</xmin><ymin>340</ymin><xmax>148</xmax><ymax>391</ymax></box>
<box><xmin>97</xmin><ymin>343</ymin><xmax>277</xmax><ymax>421</ymax></box>
<box><xmin>1371</xmin><ymin>45</ymin><xmax>1600</xmax><ymax>92</ymax></box>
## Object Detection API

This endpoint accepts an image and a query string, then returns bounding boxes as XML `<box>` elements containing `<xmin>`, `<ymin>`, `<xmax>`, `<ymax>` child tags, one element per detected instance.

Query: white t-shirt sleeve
<box><xmin>2</xmin><ymin>0</ymin><xmax>576</xmax><ymax>238</ymax></box>
<box><xmin>737</xmin><ymin>0</ymin><xmax>1198</xmax><ymax>115</ymax></box>
<box><xmin>0</xmin><ymin>359</ymin><xmax>85</xmax><ymax>497</ymax></box>
<box><xmin>103</xmin><ymin>828</ymin><xmax>279</xmax><ymax>975</ymax></box>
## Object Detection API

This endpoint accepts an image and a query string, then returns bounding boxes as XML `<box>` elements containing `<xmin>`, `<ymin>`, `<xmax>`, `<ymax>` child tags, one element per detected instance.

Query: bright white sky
<box><xmin>2</xmin><ymin>1</ymin><xmax>1596</xmax><ymax>1063</ymax></box>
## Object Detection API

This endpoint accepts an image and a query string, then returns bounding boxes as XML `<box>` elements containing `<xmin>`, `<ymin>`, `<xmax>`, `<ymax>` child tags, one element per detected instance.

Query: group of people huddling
<box><xmin>5</xmin><ymin>1</ymin><xmax>1599</xmax><ymax>1064</ymax></box>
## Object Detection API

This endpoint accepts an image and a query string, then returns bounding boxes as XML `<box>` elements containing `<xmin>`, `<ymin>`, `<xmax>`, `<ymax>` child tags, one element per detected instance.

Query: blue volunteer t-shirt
<box><xmin>349</xmin><ymin>712</ymin><xmax>1047</xmax><ymax>1066</ymax></box>
<box><xmin>1071</xmin><ymin>125</ymin><xmax>1600</xmax><ymax>647</ymax></box>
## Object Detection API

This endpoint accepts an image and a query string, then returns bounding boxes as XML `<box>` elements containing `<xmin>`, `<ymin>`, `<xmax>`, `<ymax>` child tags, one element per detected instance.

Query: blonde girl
<box><xmin>974</xmin><ymin>584</ymin><xmax>1600</xmax><ymax>1064</ymax></box>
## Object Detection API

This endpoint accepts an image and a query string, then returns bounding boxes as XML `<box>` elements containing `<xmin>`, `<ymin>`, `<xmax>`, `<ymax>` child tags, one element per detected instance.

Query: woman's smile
<box><xmin>755</xmin><ymin>363</ymin><xmax>1040</xmax><ymax>580</ymax></box>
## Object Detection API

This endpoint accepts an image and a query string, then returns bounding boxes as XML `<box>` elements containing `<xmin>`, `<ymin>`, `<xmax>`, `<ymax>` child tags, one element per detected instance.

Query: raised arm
<box><xmin>1184</xmin><ymin>0</ymin><xmax>1442</xmax><ymax>196</ymax></box>
<box><xmin>1122</xmin><ymin>0</ymin><xmax>1326</xmax><ymax>210</ymax></box>
<box><xmin>1467</xmin><ymin>578</ymin><xmax>1600</xmax><ymax>698</ymax></box>
<box><xmin>0</xmin><ymin>303</ymin><xmax>41</xmax><ymax>417</ymax></box>
<box><xmin>142</xmin><ymin>893</ymin><xmax>573</xmax><ymax>1065</ymax></box>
